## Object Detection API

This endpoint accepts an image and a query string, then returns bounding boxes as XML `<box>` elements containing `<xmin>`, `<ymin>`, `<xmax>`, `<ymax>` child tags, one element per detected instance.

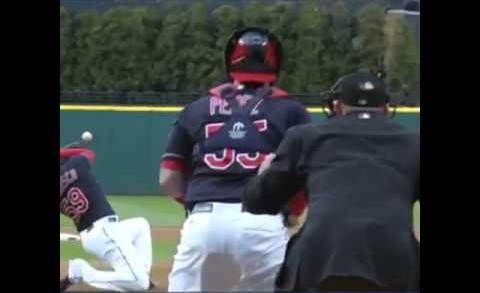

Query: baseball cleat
<box><xmin>148</xmin><ymin>279</ymin><xmax>157</xmax><ymax>291</ymax></box>
<box><xmin>60</xmin><ymin>275</ymin><xmax>72</xmax><ymax>292</ymax></box>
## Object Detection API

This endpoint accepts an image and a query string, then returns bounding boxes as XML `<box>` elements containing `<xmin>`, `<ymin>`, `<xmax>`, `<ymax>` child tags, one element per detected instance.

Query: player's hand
<box><xmin>258</xmin><ymin>153</ymin><xmax>276</xmax><ymax>175</ymax></box>
<box><xmin>287</xmin><ymin>215</ymin><xmax>300</xmax><ymax>228</ymax></box>
<box><xmin>172</xmin><ymin>195</ymin><xmax>185</xmax><ymax>205</ymax></box>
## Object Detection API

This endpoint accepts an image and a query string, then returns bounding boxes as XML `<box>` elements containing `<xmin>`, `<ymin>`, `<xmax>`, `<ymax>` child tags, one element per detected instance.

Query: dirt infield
<box><xmin>61</xmin><ymin>225</ymin><xmax>420</xmax><ymax>292</ymax></box>
<box><xmin>61</xmin><ymin>227</ymin><xmax>181</xmax><ymax>242</ymax></box>
<box><xmin>60</xmin><ymin>261</ymin><xmax>173</xmax><ymax>292</ymax></box>
<box><xmin>60</xmin><ymin>227</ymin><xmax>180</xmax><ymax>292</ymax></box>
<box><xmin>151</xmin><ymin>227</ymin><xmax>180</xmax><ymax>242</ymax></box>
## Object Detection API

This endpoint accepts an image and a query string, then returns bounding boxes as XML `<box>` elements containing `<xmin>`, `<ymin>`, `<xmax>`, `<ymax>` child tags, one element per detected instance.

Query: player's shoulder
<box><xmin>264</xmin><ymin>88</ymin><xmax>308</xmax><ymax>111</ymax></box>
<box><xmin>176</xmin><ymin>94</ymin><xmax>212</xmax><ymax>127</ymax></box>
<box><xmin>383</xmin><ymin>118</ymin><xmax>420</xmax><ymax>136</ymax></box>
<box><xmin>271</xmin><ymin>87</ymin><xmax>289</xmax><ymax>98</ymax></box>
<box><xmin>180</xmin><ymin>83</ymin><xmax>232</xmax><ymax>115</ymax></box>
<box><xmin>181</xmin><ymin>95</ymin><xmax>210</xmax><ymax>114</ymax></box>
<box><xmin>376</xmin><ymin>119</ymin><xmax>420</xmax><ymax>149</ymax></box>
<box><xmin>62</xmin><ymin>155</ymin><xmax>91</xmax><ymax>172</ymax></box>
<box><xmin>267</xmin><ymin>87</ymin><xmax>301</xmax><ymax>103</ymax></box>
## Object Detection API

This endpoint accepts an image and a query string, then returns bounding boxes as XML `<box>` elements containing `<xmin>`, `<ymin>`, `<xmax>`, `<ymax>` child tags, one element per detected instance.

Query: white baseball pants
<box><xmin>67</xmin><ymin>216</ymin><xmax>153</xmax><ymax>292</ymax></box>
<box><xmin>168</xmin><ymin>202</ymin><xmax>288</xmax><ymax>292</ymax></box>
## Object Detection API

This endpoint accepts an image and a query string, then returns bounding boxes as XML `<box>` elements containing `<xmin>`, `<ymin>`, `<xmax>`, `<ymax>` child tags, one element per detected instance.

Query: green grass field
<box><xmin>61</xmin><ymin>196</ymin><xmax>421</xmax><ymax>262</ymax></box>
<box><xmin>60</xmin><ymin>196</ymin><xmax>185</xmax><ymax>228</ymax></box>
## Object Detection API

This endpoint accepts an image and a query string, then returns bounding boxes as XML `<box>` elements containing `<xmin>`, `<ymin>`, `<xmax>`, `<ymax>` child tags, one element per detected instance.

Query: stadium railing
<box><xmin>60</xmin><ymin>91</ymin><xmax>419</xmax><ymax>107</ymax></box>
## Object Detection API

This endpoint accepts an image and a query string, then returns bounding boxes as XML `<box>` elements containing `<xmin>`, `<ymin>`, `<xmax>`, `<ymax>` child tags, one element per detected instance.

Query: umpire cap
<box><xmin>332</xmin><ymin>72</ymin><xmax>390</xmax><ymax>107</ymax></box>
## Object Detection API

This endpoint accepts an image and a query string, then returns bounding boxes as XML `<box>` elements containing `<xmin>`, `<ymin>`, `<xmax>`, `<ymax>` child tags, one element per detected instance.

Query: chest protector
<box><xmin>195</xmin><ymin>83</ymin><xmax>285</xmax><ymax>172</ymax></box>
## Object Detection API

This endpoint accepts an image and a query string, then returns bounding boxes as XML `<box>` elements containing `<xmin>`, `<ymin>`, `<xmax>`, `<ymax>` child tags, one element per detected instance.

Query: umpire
<box><xmin>243</xmin><ymin>71</ymin><xmax>420</xmax><ymax>291</ymax></box>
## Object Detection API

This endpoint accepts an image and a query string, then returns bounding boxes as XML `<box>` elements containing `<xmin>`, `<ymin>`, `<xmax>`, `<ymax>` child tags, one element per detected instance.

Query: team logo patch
<box><xmin>229</xmin><ymin>122</ymin><xmax>246</xmax><ymax>139</ymax></box>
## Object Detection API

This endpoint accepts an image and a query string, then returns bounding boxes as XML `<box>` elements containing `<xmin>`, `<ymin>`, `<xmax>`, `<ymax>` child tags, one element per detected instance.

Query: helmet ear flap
<box><xmin>224</xmin><ymin>29</ymin><xmax>245</xmax><ymax>73</ymax></box>
<box><xmin>264</xmin><ymin>41</ymin><xmax>279</xmax><ymax>69</ymax></box>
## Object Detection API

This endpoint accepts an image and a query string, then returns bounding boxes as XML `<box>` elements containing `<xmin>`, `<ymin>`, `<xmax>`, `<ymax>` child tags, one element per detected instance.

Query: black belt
<box><xmin>85</xmin><ymin>216</ymin><xmax>118</xmax><ymax>233</ymax></box>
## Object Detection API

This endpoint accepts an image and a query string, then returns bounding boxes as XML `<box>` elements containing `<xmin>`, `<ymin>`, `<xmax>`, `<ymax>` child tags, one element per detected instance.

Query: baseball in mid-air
<box><xmin>82</xmin><ymin>131</ymin><xmax>93</xmax><ymax>142</ymax></box>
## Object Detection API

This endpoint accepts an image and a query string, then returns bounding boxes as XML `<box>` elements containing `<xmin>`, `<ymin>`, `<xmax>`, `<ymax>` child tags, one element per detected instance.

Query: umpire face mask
<box><xmin>334</xmin><ymin>101</ymin><xmax>390</xmax><ymax>118</ymax></box>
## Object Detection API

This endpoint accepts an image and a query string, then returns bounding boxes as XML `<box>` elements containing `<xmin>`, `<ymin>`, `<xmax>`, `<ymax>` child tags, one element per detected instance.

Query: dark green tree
<box><xmin>182</xmin><ymin>1</ymin><xmax>216</xmax><ymax>91</ymax></box>
<box><xmin>60</xmin><ymin>1</ymin><xmax>420</xmax><ymax>101</ymax></box>
<box><xmin>243</xmin><ymin>1</ymin><xmax>270</xmax><ymax>28</ymax></box>
<box><xmin>355</xmin><ymin>3</ymin><xmax>386</xmax><ymax>73</ymax></box>
<box><xmin>290</xmin><ymin>0</ymin><xmax>330</xmax><ymax>93</ymax></box>
<box><xmin>384</xmin><ymin>15</ymin><xmax>420</xmax><ymax>105</ymax></box>
<box><xmin>60</xmin><ymin>6</ymin><xmax>73</xmax><ymax>89</ymax></box>
<box><xmin>150</xmin><ymin>5</ymin><xmax>188</xmax><ymax>91</ymax></box>
<box><xmin>210</xmin><ymin>5</ymin><xmax>244</xmax><ymax>84</ymax></box>
<box><xmin>88</xmin><ymin>7</ymin><xmax>161</xmax><ymax>91</ymax></box>
<box><xmin>66</xmin><ymin>11</ymin><xmax>101</xmax><ymax>90</ymax></box>
<box><xmin>323</xmin><ymin>0</ymin><xmax>356</xmax><ymax>84</ymax></box>
<box><xmin>264</xmin><ymin>2</ymin><xmax>297</xmax><ymax>90</ymax></box>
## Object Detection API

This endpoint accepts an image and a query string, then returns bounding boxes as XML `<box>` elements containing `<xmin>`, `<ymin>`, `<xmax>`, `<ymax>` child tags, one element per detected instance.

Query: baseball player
<box><xmin>59</xmin><ymin>146</ymin><xmax>155</xmax><ymax>292</ymax></box>
<box><xmin>159</xmin><ymin>27</ymin><xmax>310</xmax><ymax>291</ymax></box>
<box><xmin>244</xmin><ymin>71</ymin><xmax>420</xmax><ymax>291</ymax></box>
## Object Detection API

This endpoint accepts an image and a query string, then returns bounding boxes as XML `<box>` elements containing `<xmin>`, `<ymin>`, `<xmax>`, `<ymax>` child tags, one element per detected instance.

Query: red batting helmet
<box><xmin>225</xmin><ymin>27</ymin><xmax>282</xmax><ymax>84</ymax></box>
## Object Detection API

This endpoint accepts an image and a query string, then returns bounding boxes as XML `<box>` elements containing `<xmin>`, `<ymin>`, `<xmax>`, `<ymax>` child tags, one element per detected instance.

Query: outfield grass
<box><xmin>414</xmin><ymin>200</ymin><xmax>420</xmax><ymax>226</ymax></box>
<box><xmin>60</xmin><ymin>240</ymin><xmax>178</xmax><ymax>262</ymax></box>
<box><xmin>60</xmin><ymin>196</ymin><xmax>185</xmax><ymax>228</ymax></box>
<box><xmin>60</xmin><ymin>196</ymin><xmax>421</xmax><ymax>228</ymax></box>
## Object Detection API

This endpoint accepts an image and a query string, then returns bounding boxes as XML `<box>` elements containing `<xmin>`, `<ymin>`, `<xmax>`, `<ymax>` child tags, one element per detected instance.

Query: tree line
<box><xmin>60</xmin><ymin>0</ymin><xmax>420</xmax><ymax>105</ymax></box>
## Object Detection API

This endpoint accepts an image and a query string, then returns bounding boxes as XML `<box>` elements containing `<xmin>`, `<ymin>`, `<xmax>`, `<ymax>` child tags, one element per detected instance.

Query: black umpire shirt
<box><xmin>243</xmin><ymin>111</ymin><xmax>420</xmax><ymax>291</ymax></box>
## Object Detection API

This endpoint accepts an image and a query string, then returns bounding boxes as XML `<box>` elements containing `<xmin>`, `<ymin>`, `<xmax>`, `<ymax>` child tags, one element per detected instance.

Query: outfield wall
<box><xmin>60</xmin><ymin>105</ymin><xmax>420</xmax><ymax>195</ymax></box>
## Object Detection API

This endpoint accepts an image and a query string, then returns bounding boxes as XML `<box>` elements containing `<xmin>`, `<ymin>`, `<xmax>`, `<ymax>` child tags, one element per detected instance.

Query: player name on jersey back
<box><xmin>60</xmin><ymin>156</ymin><xmax>115</xmax><ymax>232</ymax></box>
<box><xmin>162</xmin><ymin>85</ymin><xmax>311</xmax><ymax>206</ymax></box>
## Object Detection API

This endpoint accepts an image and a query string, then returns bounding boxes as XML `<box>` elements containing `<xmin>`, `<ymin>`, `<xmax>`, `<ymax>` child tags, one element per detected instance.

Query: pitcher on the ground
<box><xmin>60</xmin><ymin>147</ymin><xmax>154</xmax><ymax>292</ymax></box>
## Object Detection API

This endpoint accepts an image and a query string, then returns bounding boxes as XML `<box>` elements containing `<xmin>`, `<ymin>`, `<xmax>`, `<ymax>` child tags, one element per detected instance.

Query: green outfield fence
<box><xmin>60</xmin><ymin>104</ymin><xmax>420</xmax><ymax>195</ymax></box>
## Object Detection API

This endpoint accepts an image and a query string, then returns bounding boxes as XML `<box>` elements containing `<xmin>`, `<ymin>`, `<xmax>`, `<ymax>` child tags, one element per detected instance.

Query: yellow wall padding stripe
<box><xmin>60</xmin><ymin>104</ymin><xmax>420</xmax><ymax>114</ymax></box>
<box><xmin>60</xmin><ymin>104</ymin><xmax>184</xmax><ymax>112</ymax></box>
<box><xmin>307</xmin><ymin>107</ymin><xmax>420</xmax><ymax>113</ymax></box>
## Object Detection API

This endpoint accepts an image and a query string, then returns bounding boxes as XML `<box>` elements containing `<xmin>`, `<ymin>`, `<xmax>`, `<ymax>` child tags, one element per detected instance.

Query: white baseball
<box><xmin>82</xmin><ymin>131</ymin><xmax>93</xmax><ymax>142</ymax></box>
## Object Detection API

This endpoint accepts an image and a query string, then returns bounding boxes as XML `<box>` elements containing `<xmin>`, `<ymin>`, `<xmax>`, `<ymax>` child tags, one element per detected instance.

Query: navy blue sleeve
<box><xmin>162</xmin><ymin>110</ymin><xmax>194</xmax><ymax>161</ymax></box>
